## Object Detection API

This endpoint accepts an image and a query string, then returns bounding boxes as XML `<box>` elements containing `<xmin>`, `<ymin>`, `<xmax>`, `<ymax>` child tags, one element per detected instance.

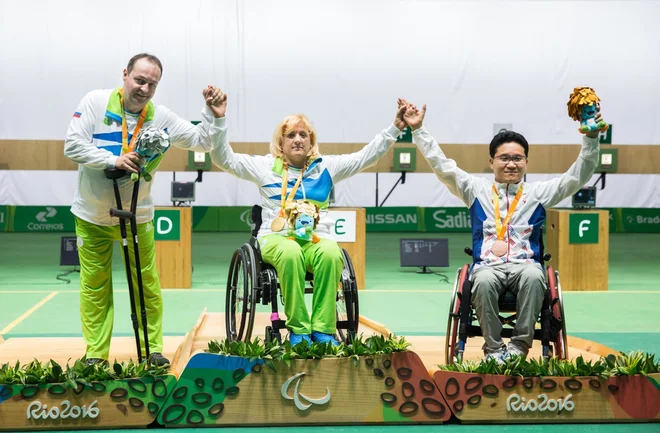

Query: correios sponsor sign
<box><xmin>12</xmin><ymin>206</ymin><xmax>74</xmax><ymax>232</ymax></box>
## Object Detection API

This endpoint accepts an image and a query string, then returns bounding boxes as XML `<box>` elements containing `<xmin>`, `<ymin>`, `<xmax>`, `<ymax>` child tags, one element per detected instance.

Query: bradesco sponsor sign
<box><xmin>423</xmin><ymin>208</ymin><xmax>472</xmax><ymax>233</ymax></box>
<box><xmin>620</xmin><ymin>209</ymin><xmax>660</xmax><ymax>233</ymax></box>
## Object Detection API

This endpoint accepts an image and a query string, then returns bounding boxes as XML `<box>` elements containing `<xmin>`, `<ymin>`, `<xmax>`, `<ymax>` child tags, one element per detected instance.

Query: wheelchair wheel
<box><xmin>546</xmin><ymin>266</ymin><xmax>568</xmax><ymax>359</ymax></box>
<box><xmin>446</xmin><ymin>264</ymin><xmax>469</xmax><ymax>364</ymax></box>
<box><xmin>336</xmin><ymin>248</ymin><xmax>359</xmax><ymax>344</ymax></box>
<box><xmin>225</xmin><ymin>244</ymin><xmax>258</xmax><ymax>342</ymax></box>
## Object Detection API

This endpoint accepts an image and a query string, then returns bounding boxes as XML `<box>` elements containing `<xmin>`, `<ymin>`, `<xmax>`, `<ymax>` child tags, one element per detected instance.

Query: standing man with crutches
<box><xmin>64</xmin><ymin>53</ymin><xmax>226</xmax><ymax>366</ymax></box>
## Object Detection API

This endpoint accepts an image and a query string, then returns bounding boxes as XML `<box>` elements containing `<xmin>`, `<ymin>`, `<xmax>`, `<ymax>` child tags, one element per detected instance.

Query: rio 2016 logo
<box><xmin>26</xmin><ymin>400</ymin><xmax>99</xmax><ymax>420</ymax></box>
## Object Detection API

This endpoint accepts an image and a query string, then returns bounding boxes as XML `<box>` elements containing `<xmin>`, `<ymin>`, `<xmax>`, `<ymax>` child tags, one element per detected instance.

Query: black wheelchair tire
<box><xmin>336</xmin><ymin>248</ymin><xmax>359</xmax><ymax>344</ymax></box>
<box><xmin>225</xmin><ymin>245</ymin><xmax>258</xmax><ymax>342</ymax></box>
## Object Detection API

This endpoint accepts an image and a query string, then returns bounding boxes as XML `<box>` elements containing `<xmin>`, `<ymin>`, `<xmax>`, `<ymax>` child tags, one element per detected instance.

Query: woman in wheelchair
<box><xmin>398</xmin><ymin>99</ymin><xmax>602</xmax><ymax>362</ymax></box>
<box><xmin>206</xmin><ymin>89</ymin><xmax>407</xmax><ymax>346</ymax></box>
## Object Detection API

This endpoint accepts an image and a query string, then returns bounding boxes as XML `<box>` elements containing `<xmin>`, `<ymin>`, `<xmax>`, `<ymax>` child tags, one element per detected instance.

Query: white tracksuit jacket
<box><xmin>413</xmin><ymin>127</ymin><xmax>600</xmax><ymax>269</ymax></box>
<box><xmin>209</xmin><ymin>117</ymin><xmax>402</xmax><ymax>240</ymax></box>
<box><xmin>64</xmin><ymin>89</ymin><xmax>218</xmax><ymax>226</ymax></box>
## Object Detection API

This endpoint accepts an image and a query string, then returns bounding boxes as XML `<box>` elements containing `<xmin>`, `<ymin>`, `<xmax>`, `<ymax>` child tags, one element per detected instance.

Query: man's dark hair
<box><xmin>489</xmin><ymin>130</ymin><xmax>529</xmax><ymax>158</ymax></box>
<box><xmin>126</xmin><ymin>53</ymin><xmax>163</xmax><ymax>77</ymax></box>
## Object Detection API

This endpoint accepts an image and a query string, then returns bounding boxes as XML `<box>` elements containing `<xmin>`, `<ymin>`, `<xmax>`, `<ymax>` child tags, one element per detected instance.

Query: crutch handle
<box><xmin>110</xmin><ymin>208</ymin><xmax>132</xmax><ymax>219</ymax></box>
<box><xmin>104</xmin><ymin>168</ymin><xmax>128</xmax><ymax>180</ymax></box>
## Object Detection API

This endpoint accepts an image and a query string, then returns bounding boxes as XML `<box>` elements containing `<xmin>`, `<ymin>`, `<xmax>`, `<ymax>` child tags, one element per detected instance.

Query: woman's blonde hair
<box><xmin>269</xmin><ymin>114</ymin><xmax>320</xmax><ymax>166</ymax></box>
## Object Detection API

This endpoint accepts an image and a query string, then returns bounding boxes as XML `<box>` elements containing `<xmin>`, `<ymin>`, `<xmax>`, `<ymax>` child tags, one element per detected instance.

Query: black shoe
<box><xmin>84</xmin><ymin>358</ymin><xmax>107</xmax><ymax>367</ymax></box>
<box><xmin>149</xmin><ymin>352</ymin><xmax>170</xmax><ymax>367</ymax></box>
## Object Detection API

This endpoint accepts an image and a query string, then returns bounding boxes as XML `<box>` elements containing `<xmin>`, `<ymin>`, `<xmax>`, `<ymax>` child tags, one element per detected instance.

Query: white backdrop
<box><xmin>1</xmin><ymin>171</ymin><xmax>658</xmax><ymax>208</ymax></box>
<box><xmin>1</xmin><ymin>0</ymin><xmax>660</xmax><ymax>145</ymax></box>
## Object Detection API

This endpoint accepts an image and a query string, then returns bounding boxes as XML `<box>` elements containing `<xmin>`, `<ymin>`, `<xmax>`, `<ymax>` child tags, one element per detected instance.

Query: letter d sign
<box><xmin>158</xmin><ymin>217</ymin><xmax>173</xmax><ymax>235</ymax></box>
<box><xmin>569</xmin><ymin>214</ymin><xmax>599</xmax><ymax>244</ymax></box>
<box><xmin>154</xmin><ymin>210</ymin><xmax>181</xmax><ymax>241</ymax></box>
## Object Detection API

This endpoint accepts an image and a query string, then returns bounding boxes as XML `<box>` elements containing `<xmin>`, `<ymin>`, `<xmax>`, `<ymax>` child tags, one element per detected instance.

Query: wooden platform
<box><xmin>2</xmin><ymin>310</ymin><xmax>649</xmax><ymax>429</ymax></box>
<box><xmin>0</xmin><ymin>335</ymin><xmax>183</xmax><ymax>366</ymax></box>
<box><xmin>190</xmin><ymin>312</ymin><xmax>389</xmax><ymax>355</ymax></box>
<box><xmin>0</xmin><ymin>310</ymin><xmax>618</xmax><ymax>375</ymax></box>
<box><xmin>407</xmin><ymin>335</ymin><xmax>618</xmax><ymax>368</ymax></box>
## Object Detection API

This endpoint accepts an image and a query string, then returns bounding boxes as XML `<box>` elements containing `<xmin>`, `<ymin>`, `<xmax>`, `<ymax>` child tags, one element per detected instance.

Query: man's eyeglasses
<box><xmin>494</xmin><ymin>155</ymin><xmax>526</xmax><ymax>164</ymax></box>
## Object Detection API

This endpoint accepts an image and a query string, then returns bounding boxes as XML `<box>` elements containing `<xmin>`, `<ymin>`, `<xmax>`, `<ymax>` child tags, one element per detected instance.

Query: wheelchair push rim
<box><xmin>336</xmin><ymin>248</ymin><xmax>359</xmax><ymax>344</ymax></box>
<box><xmin>546</xmin><ymin>266</ymin><xmax>568</xmax><ymax>360</ymax></box>
<box><xmin>446</xmin><ymin>264</ymin><xmax>469</xmax><ymax>364</ymax></box>
<box><xmin>225</xmin><ymin>244</ymin><xmax>258</xmax><ymax>342</ymax></box>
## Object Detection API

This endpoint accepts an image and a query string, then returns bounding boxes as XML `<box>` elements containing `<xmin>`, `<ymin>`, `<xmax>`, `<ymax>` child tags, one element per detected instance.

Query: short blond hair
<box><xmin>269</xmin><ymin>114</ymin><xmax>320</xmax><ymax>166</ymax></box>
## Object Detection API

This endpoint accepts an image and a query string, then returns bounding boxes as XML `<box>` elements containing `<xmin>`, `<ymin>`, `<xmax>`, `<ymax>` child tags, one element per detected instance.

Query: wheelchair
<box><xmin>225</xmin><ymin>205</ymin><xmax>360</xmax><ymax>345</ymax></box>
<box><xmin>445</xmin><ymin>230</ymin><xmax>568</xmax><ymax>363</ymax></box>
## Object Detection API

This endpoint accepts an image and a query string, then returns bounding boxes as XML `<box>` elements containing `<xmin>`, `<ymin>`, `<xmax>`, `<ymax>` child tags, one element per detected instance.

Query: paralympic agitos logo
<box><xmin>280</xmin><ymin>372</ymin><xmax>331</xmax><ymax>411</ymax></box>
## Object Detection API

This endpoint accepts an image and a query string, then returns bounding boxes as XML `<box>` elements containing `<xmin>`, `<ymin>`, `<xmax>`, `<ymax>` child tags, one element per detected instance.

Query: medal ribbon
<box><xmin>492</xmin><ymin>184</ymin><xmax>523</xmax><ymax>240</ymax></box>
<box><xmin>119</xmin><ymin>89</ymin><xmax>148</xmax><ymax>155</ymax></box>
<box><xmin>279</xmin><ymin>163</ymin><xmax>306</xmax><ymax>217</ymax></box>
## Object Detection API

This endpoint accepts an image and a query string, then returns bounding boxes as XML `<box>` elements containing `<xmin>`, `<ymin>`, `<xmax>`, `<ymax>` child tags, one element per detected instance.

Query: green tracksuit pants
<box><xmin>75</xmin><ymin>216</ymin><xmax>163</xmax><ymax>360</ymax></box>
<box><xmin>259</xmin><ymin>234</ymin><xmax>344</xmax><ymax>335</ymax></box>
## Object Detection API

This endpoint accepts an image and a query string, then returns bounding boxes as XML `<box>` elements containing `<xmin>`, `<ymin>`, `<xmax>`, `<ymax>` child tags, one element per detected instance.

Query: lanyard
<box><xmin>492</xmin><ymin>184</ymin><xmax>523</xmax><ymax>240</ymax></box>
<box><xmin>119</xmin><ymin>89</ymin><xmax>148</xmax><ymax>155</ymax></box>
<box><xmin>279</xmin><ymin>163</ymin><xmax>306</xmax><ymax>216</ymax></box>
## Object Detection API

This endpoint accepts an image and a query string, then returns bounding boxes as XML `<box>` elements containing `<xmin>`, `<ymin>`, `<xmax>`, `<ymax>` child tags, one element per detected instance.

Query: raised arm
<box><xmin>205</xmin><ymin>91</ymin><xmax>268</xmax><ymax>183</ymax></box>
<box><xmin>535</xmin><ymin>132</ymin><xmax>600</xmax><ymax>208</ymax></box>
<box><xmin>162</xmin><ymin>86</ymin><xmax>228</xmax><ymax>153</ymax></box>
<box><xmin>404</xmin><ymin>101</ymin><xmax>479</xmax><ymax>206</ymax></box>
<box><xmin>324</xmin><ymin>103</ymin><xmax>406</xmax><ymax>183</ymax></box>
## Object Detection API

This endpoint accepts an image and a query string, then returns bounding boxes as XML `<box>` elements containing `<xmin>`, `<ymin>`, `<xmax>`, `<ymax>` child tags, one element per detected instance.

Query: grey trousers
<box><xmin>471</xmin><ymin>262</ymin><xmax>545</xmax><ymax>354</ymax></box>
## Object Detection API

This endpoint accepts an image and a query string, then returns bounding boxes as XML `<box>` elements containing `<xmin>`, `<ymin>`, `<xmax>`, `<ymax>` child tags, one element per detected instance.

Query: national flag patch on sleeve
<box><xmin>73</xmin><ymin>111</ymin><xmax>82</xmax><ymax>118</ymax></box>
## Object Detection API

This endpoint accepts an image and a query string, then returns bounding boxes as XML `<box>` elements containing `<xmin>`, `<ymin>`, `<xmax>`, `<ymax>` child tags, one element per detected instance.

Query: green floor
<box><xmin>1</xmin><ymin>232</ymin><xmax>659</xmax><ymax>433</ymax></box>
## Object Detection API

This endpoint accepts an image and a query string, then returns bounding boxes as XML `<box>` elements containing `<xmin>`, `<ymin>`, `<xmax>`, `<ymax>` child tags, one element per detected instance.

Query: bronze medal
<box><xmin>492</xmin><ymin>239</ymin><xmax>507</xmax><ymax>257</ymax></box>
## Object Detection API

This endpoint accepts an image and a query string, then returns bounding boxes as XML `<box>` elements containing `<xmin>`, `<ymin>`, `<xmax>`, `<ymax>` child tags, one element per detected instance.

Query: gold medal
<box><xmin>491</xmin><ymin>239</ymin><xmax>507</xmax><ymax>257</ymax></box>
<box><xmin>274</xmin><ymin>161</ymin><xmax>307</xmax><ymax>234</ymax></box>
<box><xmin>271</xmin><ymin>217</ymin><xmax>286</xmax><ymax>232</ymax></box>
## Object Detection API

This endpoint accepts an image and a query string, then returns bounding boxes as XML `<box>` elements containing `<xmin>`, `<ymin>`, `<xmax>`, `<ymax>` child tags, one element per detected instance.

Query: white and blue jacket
<box><xmin>413</xmin><ymin>127</ymin><xmax>600</xmax><ymax>268</ymax></box>
<box><xmin>64</xmin><ymin>89</ymin><xmax>217</xmax><ymax>226</ymax></box>
<box><xmin>209</xmin><ymin>117</ymin><xmax>402</xmax><ymax>240</ymax></box>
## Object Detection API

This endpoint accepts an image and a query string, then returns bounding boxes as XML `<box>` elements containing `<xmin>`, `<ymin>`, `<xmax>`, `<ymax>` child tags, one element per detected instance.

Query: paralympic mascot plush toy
<box><xmin>131</xmin><ymin>125</ymin><xmax>171</xmax><ymax>182</ymax></box>
<box><xmin>567</xmin><ymin>87</ymin><xmax>609</xmax><ymax>134</ymax></box>
<box><xmin>284</xmin><ymin>200</ymin><xmax>321</xmax><ymax>244</ymax></box>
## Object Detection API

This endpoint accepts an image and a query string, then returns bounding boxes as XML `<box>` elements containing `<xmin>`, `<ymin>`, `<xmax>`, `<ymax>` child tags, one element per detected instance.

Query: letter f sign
<box><xmin>569</xmin><ymin>213</ymin><xmax>598</xmax><ymax>244</ymax></box>
<box><xmin>578</xmin><ymin>220</ymin><xmax>591</xmax><ymax>237</ymax></box>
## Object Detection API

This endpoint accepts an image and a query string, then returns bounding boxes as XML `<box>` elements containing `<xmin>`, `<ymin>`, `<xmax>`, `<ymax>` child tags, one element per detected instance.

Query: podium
<box><xmin>328</xmin><ymin>207</ymin><xmax>366</xmax><ymax>290</ymax></box>
<box><xmin>154</xmin><ymin>207</ymin><xmax>192</xmax><ymax>289</ymax></box>
<box><xmin>546</xmin><ymin>209</ymin><xmax>609</xmax><ymax>291</ymax></box>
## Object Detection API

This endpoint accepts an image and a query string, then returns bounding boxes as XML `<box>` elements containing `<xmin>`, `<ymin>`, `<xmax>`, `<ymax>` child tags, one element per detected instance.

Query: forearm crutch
<box><xmin>104</xmin><ymin>168</ymin><xmax>150</xmax><ymax>363</ymax></box>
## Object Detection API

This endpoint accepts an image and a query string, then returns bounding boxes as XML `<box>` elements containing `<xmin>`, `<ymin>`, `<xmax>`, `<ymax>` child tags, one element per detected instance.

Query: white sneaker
<box><xmin>485</xmin><ymin>348</ymin><xmax>507</xmax><ymax>364</ymax></box>
<box><xmin>506</xmin><ymin>342</ymin><xmax>528</xmax><ymax>359</ymax></box>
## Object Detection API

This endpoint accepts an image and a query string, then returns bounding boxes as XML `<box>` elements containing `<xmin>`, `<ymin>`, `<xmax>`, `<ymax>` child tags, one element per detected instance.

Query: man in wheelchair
<box><xmin>399</xmin><ymin>99</ymin><xmax>602</xmax><ymax>362</ymax></box>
